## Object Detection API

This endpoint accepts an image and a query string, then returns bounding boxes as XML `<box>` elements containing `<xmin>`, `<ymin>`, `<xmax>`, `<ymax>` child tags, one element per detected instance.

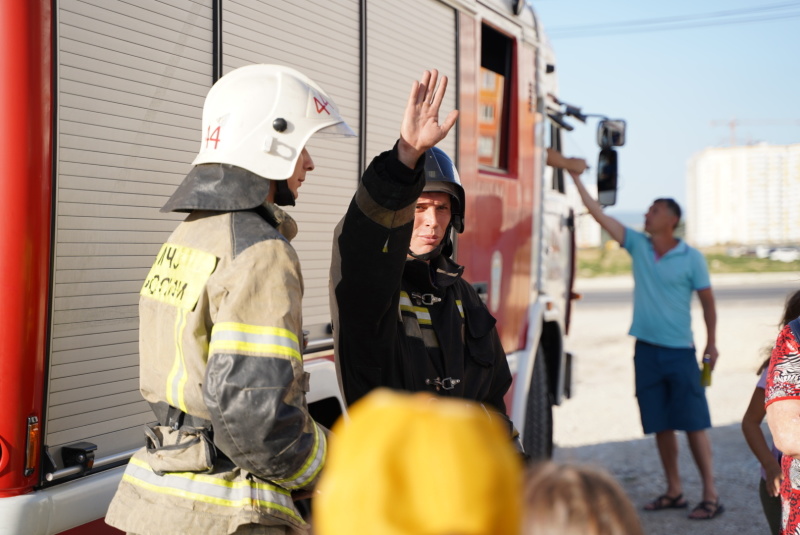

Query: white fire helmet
<box><xmin>191</xmin><ymin>64</ymin><xmax>356</xmax><ymax>180</ymax></box>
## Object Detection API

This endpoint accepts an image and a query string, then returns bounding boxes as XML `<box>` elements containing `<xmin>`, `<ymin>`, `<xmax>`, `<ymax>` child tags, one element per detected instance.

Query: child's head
<box><xmin>314</xmin><ymin>389</ymin><xmax>523</xmax><ymax>535</ymax></box>
<box><xmin>781</xmin><ymin>289</ymin><xmax>800</xmax><ymax>327</ymax></box>
<box><xmin>522</xmin><ymin>461</ymin><xmax>643</xmax><ymax>535</ymax></box>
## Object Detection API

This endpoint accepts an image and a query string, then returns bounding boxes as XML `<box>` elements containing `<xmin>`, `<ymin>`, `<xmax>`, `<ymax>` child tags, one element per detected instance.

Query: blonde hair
<box><xmin>522</xmin><ymin>462</ymin><xmax>643</xmax><ymax>535</ymax></box>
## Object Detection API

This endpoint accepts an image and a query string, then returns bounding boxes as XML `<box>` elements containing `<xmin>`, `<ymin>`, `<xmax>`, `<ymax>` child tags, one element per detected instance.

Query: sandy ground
<box><xmin>553</xmin><ymin>271</ymin><xmax>800</xmax><ymax>535</ymax></box>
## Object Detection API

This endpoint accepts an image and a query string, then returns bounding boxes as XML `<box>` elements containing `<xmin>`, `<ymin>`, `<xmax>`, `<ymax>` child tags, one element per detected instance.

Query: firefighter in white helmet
<box><xmin>105</xmin><ymin>64</ymin><xmax>355</xmax><ymax>535</ymax></box>
<box><xmin>330</xmin><ymin>70</ymin><xmax>522</xmax><ymax>449</ymax></box>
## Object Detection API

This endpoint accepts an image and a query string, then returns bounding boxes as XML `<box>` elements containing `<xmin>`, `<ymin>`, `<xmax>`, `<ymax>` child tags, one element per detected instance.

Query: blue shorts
<box><xmin>634</xmin><ymin>340</ymin><xmax>711</xmax><ymax>434</ymax></box>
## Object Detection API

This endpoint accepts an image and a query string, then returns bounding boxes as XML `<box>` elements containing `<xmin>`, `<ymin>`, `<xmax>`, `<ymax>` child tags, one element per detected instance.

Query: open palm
<box><xmin>398</xmin><ymin>70</ymin><xmax>458</xmax><ymax>166</ymax></box>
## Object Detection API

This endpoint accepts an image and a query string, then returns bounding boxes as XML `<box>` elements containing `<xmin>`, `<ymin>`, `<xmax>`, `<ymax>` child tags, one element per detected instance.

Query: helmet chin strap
<box><xmin>408</xmin><ymin>242</ymin><xmax>444</xmax><ymax>261</ymax></box>
<box><xmin>273</xmin><ymin>180</ymin><xmax>296</xmax><ymax>207</ymax></box>
<box><xmin>408</xmin><ymin>223</ymin><xmax>452</xmax><ymax>261</ymax></box>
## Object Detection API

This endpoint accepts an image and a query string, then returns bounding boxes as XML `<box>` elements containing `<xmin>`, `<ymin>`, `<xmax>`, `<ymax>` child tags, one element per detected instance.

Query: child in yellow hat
<box><xmin>314</xmin><ymin>388</ymin><xmax>523</xmax><ymax>535</ymax></box>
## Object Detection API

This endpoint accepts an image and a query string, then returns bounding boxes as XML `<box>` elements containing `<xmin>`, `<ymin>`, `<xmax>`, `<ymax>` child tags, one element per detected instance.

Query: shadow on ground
<box><xmin>553</xmin><ymin>423</ymin><xmax>772</xmax><ymax>535</ymax></box>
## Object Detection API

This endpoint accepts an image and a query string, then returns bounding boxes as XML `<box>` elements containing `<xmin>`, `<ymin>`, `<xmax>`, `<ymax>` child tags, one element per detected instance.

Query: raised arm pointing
<box><xmin>568</xmin><ymin>169</ymin><xmax>625</xmax><ymax>245</ymax></box>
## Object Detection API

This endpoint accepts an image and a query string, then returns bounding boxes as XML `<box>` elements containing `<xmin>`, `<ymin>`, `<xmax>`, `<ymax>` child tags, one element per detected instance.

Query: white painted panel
<box><xmin>223</xmin><ymin>0</ymin><xmax>361</xmax><ymax>329</ymax></box>
<box><xmin>50</xmin><ymin>0</ymin><xmax>214</xmax><ymax>466</ymax></box>
<box><xmin>366</xmin><ymin>0</ymin><xmax>457</xmax><ymax>162</ymax></box>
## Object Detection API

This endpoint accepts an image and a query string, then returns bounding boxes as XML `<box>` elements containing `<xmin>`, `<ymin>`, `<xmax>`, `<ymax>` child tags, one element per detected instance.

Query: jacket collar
<box><xmin>161</xmin><ymin>163</ymin><xmax>271</xmax><ymax>213</ymax></box>
<box><xmin>163</xmin><ymin>164</ymin><xmax>298</xmax><ymax>241</ymax></box>
<box><xmin>405</xmin><ymin>254</ymin><xmax>465</xmax><ymax>291</ymax></box>
<box><xmin>263</xmin><ymin>202</ymin><xmax>298</xmax><ymax>242</ymax></box>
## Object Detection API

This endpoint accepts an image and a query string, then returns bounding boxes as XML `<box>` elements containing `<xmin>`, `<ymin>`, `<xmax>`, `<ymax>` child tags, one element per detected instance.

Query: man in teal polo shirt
<box><xmin>568</xmin><ymin>167</ymin><xmax>722</xmax><ymax>521</ymax></box>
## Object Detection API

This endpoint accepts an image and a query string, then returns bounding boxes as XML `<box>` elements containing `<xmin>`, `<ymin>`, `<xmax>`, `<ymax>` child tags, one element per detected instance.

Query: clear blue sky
<box><xmin>533</xmin><ymin>0</ymin><xmax>800</xmax><ymax>220</ymax></box>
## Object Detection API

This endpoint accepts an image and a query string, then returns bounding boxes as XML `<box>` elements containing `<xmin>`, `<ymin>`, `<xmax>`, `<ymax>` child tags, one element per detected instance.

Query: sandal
<box><xmin>643</xmin><ymin>493</ymin><xmax>688</xmax><ymax>511</ymax></box>
<box><xmin>688</xmin><ymin>499</ymin><xmax>725</xmax><ymax>520</ymax></box>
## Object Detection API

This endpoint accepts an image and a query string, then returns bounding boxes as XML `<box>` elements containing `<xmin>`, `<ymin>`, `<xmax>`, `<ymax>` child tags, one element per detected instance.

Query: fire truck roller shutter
<box><xmin>365</xmin><ymin>0</ymin><xmax>457</xmax><ymax>163</ymax></box>
<box><xmin>49</xmin><ymin>0</ymin><xmax>215</xmax><ymax>469</ymax></box>
<box><xmin>223</xmin><ymin>0</ymin><xmax>361</xmax><ymax>337</ymax></box>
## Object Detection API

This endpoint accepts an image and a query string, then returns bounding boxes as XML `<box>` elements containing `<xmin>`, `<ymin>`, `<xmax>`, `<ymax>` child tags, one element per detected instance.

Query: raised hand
<box><xmin>397</xmin><ymin>69</ymin><xmax>459</xmax><ymax>168</ymax></box>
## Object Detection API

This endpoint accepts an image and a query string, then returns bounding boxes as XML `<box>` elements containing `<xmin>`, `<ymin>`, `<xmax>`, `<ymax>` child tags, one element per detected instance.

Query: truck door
<box><xmin>456</xmin><ymin>19</ymin><xmax>539</xmax><ymax>355</ymax></box>
<box><xmin>540</xmin><ymin>122</ymin><xmax>576</xmax><ymax>333</ymax></box>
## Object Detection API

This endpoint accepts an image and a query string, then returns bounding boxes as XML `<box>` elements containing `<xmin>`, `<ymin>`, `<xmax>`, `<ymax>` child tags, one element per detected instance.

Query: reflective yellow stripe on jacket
<box><xmin>399</xmin><ymin>291</ymin><xmax>432</xmax><ymax>324</ymax></box>
<box><xmin>210</xmin><ymin>322</ymin><xmax>301</xmax><ymax>360</ymax></box>
<box><xmin>166</xmin><ymin>308</ymin><xmax>190</xmax><ymax>412</ymax></box>
<box><xmin>122</xmin><ymin>456</ymin><xmax>303</xmax><ymax>524</ymax></box>
<box><xmin>273</xmin><ymin>422</ymin><xmax>327</xmax><ymax>490</ymax></box>
<box><xmin>207</xmin><ymin>321</ymin><xmax>324</xmax><ymax>490</ymax></box>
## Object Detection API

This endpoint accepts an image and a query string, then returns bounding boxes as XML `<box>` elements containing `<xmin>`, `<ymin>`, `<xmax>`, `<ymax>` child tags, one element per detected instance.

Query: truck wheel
<box><xmin>523</xmin><ymin>345</ymin><xmax>553</xmax><ymax>460</ymax></box>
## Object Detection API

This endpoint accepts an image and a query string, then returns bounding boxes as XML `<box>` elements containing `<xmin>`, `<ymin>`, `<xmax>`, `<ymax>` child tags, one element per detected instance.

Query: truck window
<box><xmin>479</xmin><ymin>24</ymin><xmax>514</xmax><ymax>173</ymax></box>
<box><xmin>549</xmin><ymin>123</ymin><xmax>566</xmax><ymax>193</ymax></box>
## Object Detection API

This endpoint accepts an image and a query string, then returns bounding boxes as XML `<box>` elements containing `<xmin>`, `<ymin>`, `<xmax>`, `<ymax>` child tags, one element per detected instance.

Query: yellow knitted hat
<box><xmin>314</xmin><ymin>389</ymin><xmax>522</xmax><ymax>535</ymax></box>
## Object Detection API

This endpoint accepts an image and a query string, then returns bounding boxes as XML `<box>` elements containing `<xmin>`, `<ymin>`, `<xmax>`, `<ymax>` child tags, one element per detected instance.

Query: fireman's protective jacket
<box><xmin>330</xmin><ymin>147</ymin><xmax>514</xmax><ymax>430</ymax></box>
<box><xmin>107</xmin><ymin>164</ymin><xmax>325</xmax><ymax>534</ymax></box>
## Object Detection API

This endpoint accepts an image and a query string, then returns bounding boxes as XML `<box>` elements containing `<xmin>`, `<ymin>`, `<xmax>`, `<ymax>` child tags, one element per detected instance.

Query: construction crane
<box><xmin>710</xmin><ymin>118</ymin><xmax>800</xmax><ymax>146</ymax></box>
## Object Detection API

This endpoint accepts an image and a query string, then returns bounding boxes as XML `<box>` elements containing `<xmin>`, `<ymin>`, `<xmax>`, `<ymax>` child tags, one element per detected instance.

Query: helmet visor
<box><xmin>316</xmin><ymin>121</ymin><xmax>357</xmax><ymax>138</ymax></box>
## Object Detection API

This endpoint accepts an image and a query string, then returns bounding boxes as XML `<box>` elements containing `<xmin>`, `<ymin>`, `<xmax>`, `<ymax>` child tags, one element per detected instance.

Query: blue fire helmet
<box><xmin>423</xmin><ymin>147</ymin><xmax>465</xmax><ymax>233</ymax></box>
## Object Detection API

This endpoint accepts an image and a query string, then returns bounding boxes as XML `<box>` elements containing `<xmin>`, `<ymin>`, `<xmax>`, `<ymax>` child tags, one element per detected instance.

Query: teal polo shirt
<box><xmin>623</xmin><ymin>228</ymin><xmax>710</xmax><ymax>348</ymax></box>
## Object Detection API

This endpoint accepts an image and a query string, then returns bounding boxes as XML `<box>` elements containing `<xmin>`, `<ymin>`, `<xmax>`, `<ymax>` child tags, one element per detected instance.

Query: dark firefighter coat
<box><xmin>330</xmin><ymin>147</ymin><xmax>514</xmax><ymax>431</ymax></box>
<box><xmin>106</xmin><ymin>164</ymin><xmax>325</xmax><ymax>535</ymax></box>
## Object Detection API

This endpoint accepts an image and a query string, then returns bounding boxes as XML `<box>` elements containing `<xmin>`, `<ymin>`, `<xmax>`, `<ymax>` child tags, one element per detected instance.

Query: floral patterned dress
<box><xmin>766</xmin><ymin>322</ymin><xmax>800</xmax><ymax>535</ymax></box>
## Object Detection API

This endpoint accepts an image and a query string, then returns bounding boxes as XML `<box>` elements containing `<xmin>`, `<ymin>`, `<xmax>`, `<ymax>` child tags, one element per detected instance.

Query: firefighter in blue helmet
<box><xmin>330</xmin><ymin>87</ymin><xmax>520</xmax><ymax>448</ymax></box>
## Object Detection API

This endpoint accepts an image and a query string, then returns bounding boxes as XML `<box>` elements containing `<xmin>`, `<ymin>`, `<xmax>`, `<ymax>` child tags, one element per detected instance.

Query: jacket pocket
<box><xmin>144</xmin><ymin>423</ymin><xmax>217</xmax><ymax>476</ymax></box>
<box><xmin>464</xmin><ymin>304</ymin><xmax>497</xmax><ymax>367</ymax></box>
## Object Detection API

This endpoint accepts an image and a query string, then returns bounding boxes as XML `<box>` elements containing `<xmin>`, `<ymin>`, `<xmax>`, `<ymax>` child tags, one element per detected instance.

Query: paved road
<box><xmin>553</xmin><ymin>272</ymin><xmax>800</xmax><ymax>535</ymax></box>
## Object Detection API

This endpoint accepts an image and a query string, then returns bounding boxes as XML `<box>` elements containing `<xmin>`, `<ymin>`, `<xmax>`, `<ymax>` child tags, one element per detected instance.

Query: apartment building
<box><xmin>686</xmin><ymin>143</ymin><xmax>800</xmax><ymax>247</ymax></box>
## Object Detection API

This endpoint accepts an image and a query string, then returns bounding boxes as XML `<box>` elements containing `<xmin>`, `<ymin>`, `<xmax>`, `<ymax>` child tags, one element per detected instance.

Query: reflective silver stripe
<box><xmin>273</xmin><ymin>423</ymin><xmax>327</xmax><ymax>490</ymax></box>
<box><xmin>456</xmin><ymin>299</ymin><xmax>464</xmax><ymax>318</ymax></box>
<box><xmin>123</xmin><ymin>457</ymin><xmax>302</xmax><ymax>523</ymax></box>
<box><xmin>399</xmin><ymin>291</ymin><xmax>413</xmax><ymax>309</ymax></box>
<box><xmin>167</xmin><ymin>308</ymin><xmax>190</xmax><ymax>411</ymax></box>
<box><xmin>210</xmin><ymin>322</ymin><xmax>301</xmax><ymax>360</ymax></box>
<box><xmin>399</xmin><ymin>291</ymin><xmax>432</xmax><ymax>324</ymax></box>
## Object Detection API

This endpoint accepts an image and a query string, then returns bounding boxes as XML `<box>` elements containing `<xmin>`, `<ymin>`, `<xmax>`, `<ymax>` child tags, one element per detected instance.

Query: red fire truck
<box><xmin>0</xmin><ymin>0</ymin><xmax>612</xmax><ymax>532</ymax></box>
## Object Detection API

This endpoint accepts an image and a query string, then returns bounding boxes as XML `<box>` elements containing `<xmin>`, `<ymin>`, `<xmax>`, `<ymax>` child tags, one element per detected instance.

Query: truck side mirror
<box><xmin>597</xmin><ymin>119</ymin><xmax>626</xmax><ymax>148</ymax></box>
<box><xmin>597</xmin><ymin>148</ymin><xmax>617</xmax><ymax>207</ymax></box>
